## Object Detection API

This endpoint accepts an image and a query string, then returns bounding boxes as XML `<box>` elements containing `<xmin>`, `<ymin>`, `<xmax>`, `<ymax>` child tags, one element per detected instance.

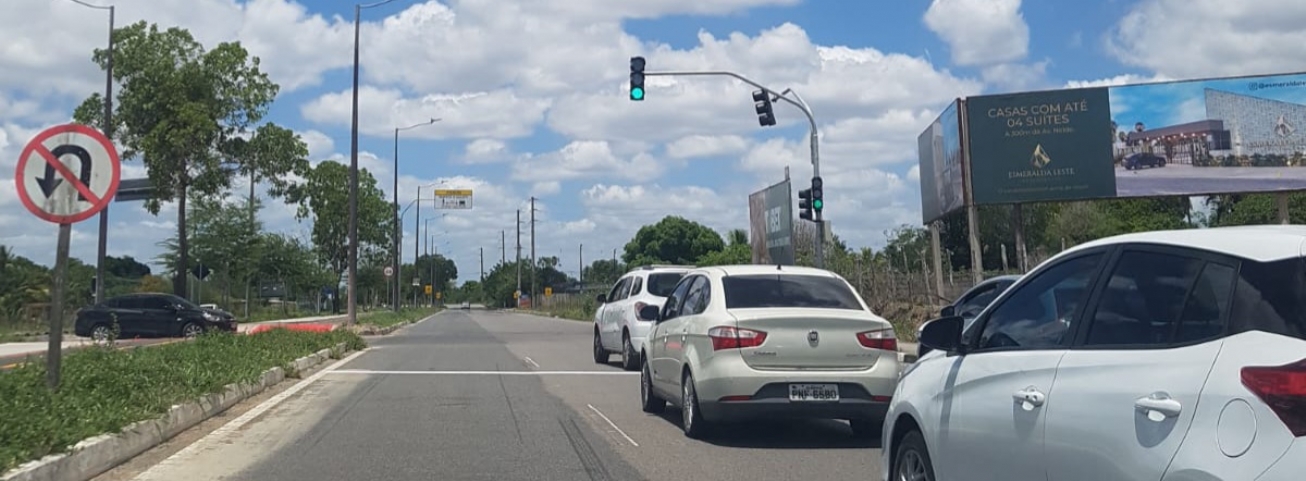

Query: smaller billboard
<box><xmin>747</xmin><ymin>179</ymin><xmax>795</xmax><ymax>265</ymax></box>
<box><xmin>917</xmin><ymin>100</ymin><xmax>966</xmax><ymax>223</ymax></box>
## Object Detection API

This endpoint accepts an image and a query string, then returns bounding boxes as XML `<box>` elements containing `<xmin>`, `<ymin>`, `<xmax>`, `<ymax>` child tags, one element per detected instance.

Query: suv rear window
<box><xmin>722</xmin><ymin>274</ymin><xmax>863</xmax><ymax>310</ymax></box>
<box><xmin>1229</xmin><ymin>257</ymin><xmax>1306</xmax><ymax>341</ymax></box>
<box><xmin>647</xmin><ymin>273</ymin><xmax>685</xmax><ymax>297</ymax></box>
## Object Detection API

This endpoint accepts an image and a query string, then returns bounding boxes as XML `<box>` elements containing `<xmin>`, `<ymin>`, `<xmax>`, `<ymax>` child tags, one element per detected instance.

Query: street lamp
<box><xmin>411</xmin><ymin>181</ymin><xmax>446</xmax><ymax>291</ymax></box>
<box><xmin>69</xmin><ymin>0</ymin><xmax>114</xmax><ymax>305</ymax></box>
<box><xmin>392</xmin><ymin>118</ymin><xmax>440</xmax><ymax>312</ymax></box>
<box><xmin>348</xmin><ymin>0</ymin><xmax>402</xmax><ymax>326</ymax></box>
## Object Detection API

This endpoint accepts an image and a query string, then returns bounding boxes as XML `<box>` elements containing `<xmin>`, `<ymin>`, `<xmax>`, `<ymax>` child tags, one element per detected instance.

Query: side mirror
<box><xmin>596</xmin><ymin>294</ymin><xmax>607</xmax><ymax>304</ymax></box>
<box><xmin>919</xmin><ymin>315</ymin><xmax>965</xmax><ymax>354</ymax></box>
<box><xmin>939</xmin><ymin>305</ymin><xmax>956</xmax><ymax>318</ymax></box>
<box><xmin>638</xmin><ymin>304</ymin><xmax>661</xmax><ymax>322</ymax></box>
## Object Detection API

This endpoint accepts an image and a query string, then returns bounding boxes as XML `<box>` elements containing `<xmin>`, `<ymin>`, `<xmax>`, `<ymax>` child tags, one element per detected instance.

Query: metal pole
<box><xmin>48</xmin><ymin>223</ymin><xmax>72</xmax><ymax>390</ymax></box>
<box><xmin>246</xmin><ymin>171</ymin><xmax>254</xmax><ymax>320</ymax></box>
<box><xmin>530</xmin><ymin>197</ymin><xmax>536</xmax><ymax>303</ymax></box>
<box><xmin>479</xmin><ymin>247</ymin><xmax>484</xmax><ymax>284</ymax></box>
<box><xmin>579</xmin><ymin>243</ymin><xmax>583</xmax><ymax>284</ymax></box>
<box><xmin>516</xmin><ymin>209</ymin><xmax>522</xmax><ymax>302</ymax></box>
<box><xmin>414</xmin><ymin>188</ymin><xmax>421</xmax><ymax>305</ymax></box>
<box><xmin>392</xmin><ymin>127</ymin><xmax>400</xmax><ymax>312</ymax></box>
<box><xmin>346</xmin><ymin>3</ymin><xmax>362</xmax><ymax>326</ymax></box>
<box><xmin>501</xmin><ymin>230</ymin><xmax>506</xmax><ymax>265</ymax></box>
<box><xmin>94</xmin><ymin>5</ymin><xmax>114</xmax><ymax>305</ymax></box>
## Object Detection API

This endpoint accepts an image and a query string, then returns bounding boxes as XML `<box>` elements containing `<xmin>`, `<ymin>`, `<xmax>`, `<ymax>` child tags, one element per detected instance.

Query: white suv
<box><xmin>592</xmin><ymin>265</ymin><xmax>692</xmax><ymax>370</ymax></box>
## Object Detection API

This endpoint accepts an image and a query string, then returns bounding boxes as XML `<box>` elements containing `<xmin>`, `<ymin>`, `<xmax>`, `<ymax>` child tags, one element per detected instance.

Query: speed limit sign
<box><xmin>383</xmin><ymin>266</ymin><xmax>394</xmax><ymax>277</ymax></box>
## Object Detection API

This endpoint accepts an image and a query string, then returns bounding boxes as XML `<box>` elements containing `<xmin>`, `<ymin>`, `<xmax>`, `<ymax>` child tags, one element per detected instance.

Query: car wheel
<box><xmin>180</xmin><ymin>322</ymin><xmax>204</xmax><ymax>338</ymax></box>
<box><xmin>849</xmin><ymin>418</ymin><xmax>883</xmax><ymax>439</ymax></box>
<box><xmin>90</xmin><ymin>324</ymin><xmax>112</xmax><ymax>342</ymax></box>
<box><xmin>681</xmin><ymin>371</ymin><xmax>710</xmax><ymax>439</ymax></box>
<box><xmin>894</xmin><ymin>430</ymin><xmax>936</xmax><ymax>481</ymax></box>
<box><xmin>640</xmin><ymin>358</ymin><xmax>665</xmax><ymax>413</ymax></box>
<box><xmin>621</xmin><ymin>334</ymin><xmax>639</xmax><ymax>371</ymax></box>
<box><xmin>592</xmin><ymin>330</ymin><xmax>609</xmax><ymax>364</ymax></box>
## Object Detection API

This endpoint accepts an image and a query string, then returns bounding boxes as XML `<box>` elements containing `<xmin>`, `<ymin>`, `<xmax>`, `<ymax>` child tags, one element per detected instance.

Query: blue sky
<box><xmin>3</xmin><ymin>0</ymin><xmax>1303</xmax><ymax>285</ymax></box>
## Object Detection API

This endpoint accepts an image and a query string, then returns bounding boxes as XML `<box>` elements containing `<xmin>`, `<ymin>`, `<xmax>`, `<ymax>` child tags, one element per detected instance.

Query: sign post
<box><xmin>14</xmin><ymin>124</ymin><xmax>121</xmax><ymax>390</ymax></box>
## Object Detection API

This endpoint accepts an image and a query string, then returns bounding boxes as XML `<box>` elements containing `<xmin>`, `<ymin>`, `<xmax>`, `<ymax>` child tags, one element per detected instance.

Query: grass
<box><xmin>532</xmin><ymin>305</ymin><xmax>593</xmax><ymax>322</ymax></box>
<box><xmin>0</xmin><ymin>329</ymin><xmax>366</xmax><ymax>473</ymax></box>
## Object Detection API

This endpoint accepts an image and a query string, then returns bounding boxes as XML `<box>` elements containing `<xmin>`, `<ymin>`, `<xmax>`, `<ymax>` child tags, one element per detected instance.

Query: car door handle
<box><xmin>1135</xmin><ymin>393</ymin><xmax>1182</xmax><ymax>419</ymax></box>
<box><xmin>1012</xmin><ymin>387</ymin><xmax>1046</xmax><ymax>407</ymax></box>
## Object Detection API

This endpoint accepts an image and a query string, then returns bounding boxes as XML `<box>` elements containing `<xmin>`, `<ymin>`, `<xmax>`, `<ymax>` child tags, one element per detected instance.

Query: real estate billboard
<box><xmin>959</xmin><ymin>71</ymin><xmax>1306</xmax><ymax>206</ymax></box>
<box><xmin>918</xmin><ymin>100</ymin><xmax>965</xmax><ymax>223</ymax></box>
<box><xmin>747</xmin><ymin>179</ymin><xmax>795</xmax><ymax>265</ymax></box>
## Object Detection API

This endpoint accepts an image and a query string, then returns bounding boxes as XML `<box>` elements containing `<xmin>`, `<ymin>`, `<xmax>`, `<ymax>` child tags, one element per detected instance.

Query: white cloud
<box><xmin>531</xmin><ymin>181</ymin><xmax>561</xmax><ymax>197</ymax></box>
<box><xmin>981</xmin><ymin>60</ymin><xmax>1051</xmax><ymax>92</ymax></box>
<box><xmin>461</xmin><ymin>138</ymin><xmax>511</xmax><ymax>164</ymax></box>
<box><xmin>511</xmin><ymin>141</ymin><xmax>664</xmax><ymax>183</ymax></box>
<box><xmin>666</xmin><ymin>135</ymin><xmax>750</xmax><ymax>159</ymax></box>
<box><xmin>300</xmin><ymin>86</ymin><xmax>549</xmax><ymax>140</ymax></box>
<box><xmin>1107</xmin><ymin>0</ymin><xmax>1306</xmax><ymax>79</ymax></box>
<box><xmin>300</xmin><ymin>129</ymin><xmax>335</xmax><ymax>160</ymax></box>
<box><xmin>1064</xmin><ymin>74</ymin><xmax>1171</xmax><ymax>89</ymax></box>
<box><xmin>924</xmin><ymin>0</ymin><xmax>1030</xmax><ymax>67</ymax></box>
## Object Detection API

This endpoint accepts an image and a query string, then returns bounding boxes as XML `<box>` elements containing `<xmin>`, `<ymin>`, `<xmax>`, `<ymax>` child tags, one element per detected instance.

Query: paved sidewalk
<box><xmin>0</xmin><ymin>314</ymin><xmax>349</xmax><ymax>359</ymax></box>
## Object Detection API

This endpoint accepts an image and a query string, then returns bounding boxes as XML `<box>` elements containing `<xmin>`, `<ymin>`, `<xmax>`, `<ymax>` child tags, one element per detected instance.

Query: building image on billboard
<box><xmin>1109</xmin><ymin>72</ymin><xmax>1306</xmax><ymax>197</ymax></box>
<box><xmin>917</xmin><ymin>100</ymin><xmax>965</xmax><ymax>223</ymax></box>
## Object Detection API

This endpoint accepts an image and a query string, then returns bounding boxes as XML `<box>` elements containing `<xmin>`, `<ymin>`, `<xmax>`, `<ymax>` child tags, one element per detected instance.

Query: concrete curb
<box><xmin>0</xmin><ymin>342</ymin><xmax>353</xmax><ymax>481</ymax></box>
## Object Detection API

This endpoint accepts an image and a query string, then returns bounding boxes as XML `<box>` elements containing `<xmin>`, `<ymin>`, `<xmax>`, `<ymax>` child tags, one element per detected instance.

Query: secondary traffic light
<box><xmin>811</xmin><ymin>176</ymin><xmax>824</xmax><ymax>214</ymax></box>
<box><xmin>753</xmin><ymin>89</ymin><xmax>776</xmax><ymax>126</ymax></box>
<box><xmin>630</xmin><ymin>56</ymin><xmax>646</xmax><ymax>101</ymax></box>
<box><xmin>798</xmin><ymin>186</ymin><xmax>814</xmax><ymax>221</ymax></box>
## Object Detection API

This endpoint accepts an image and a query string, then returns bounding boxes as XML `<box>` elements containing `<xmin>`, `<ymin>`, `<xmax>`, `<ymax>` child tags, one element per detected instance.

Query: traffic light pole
<box><xmin>643</xmin><ymin>70</ymin><xmax>824</xmax><ymax>267</ymax></box>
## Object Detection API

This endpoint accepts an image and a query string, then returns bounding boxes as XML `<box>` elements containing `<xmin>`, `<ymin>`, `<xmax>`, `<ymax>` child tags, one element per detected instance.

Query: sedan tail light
<box><xmin>708</xmin><ymin>326</ymin><xmax>767</xmax><ymax>350</ymax></box>
<box><xmin>857</xmin><ymin>328</ymin><xmax>898</xmax><ymax>352</ymax></box>
<box><xmin>1242</xmin><ymin>359</ymin><xmax>1306</xmax><ymax>437</ymax></box>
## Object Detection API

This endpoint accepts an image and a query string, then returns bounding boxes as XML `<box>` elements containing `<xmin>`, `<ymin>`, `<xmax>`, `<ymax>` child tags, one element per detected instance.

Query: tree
<box><xmin>285</xmin><ymin>161</ymin><xmax>393</xmax><ymax>285</ymax></box>
<box><xmin>1206</xmin><ymin>193</ymin><xmax>1306</xmax><ymax>226</ymax></box>
<box><xmin>696</xmin><ymin>229</ymin><xmax>751</xmax><ymax>266</ymax></box>
<box><xmin>104</xmin><ymin>256</ymin><xmax>151</xmax><ymax>279</ymax></box>
<box><xmin>136</xmin><ymin>275</ymin><xmax>170</xmax><ymax>293</ymax></box>
<box><xmin>72</xmin><ymin>21</ymin><xmax>307</xmax><ymax>299</ymax></box>
<box><xmin>623</xmin><ymin>216</ymin><xmax>725</xmax><ymax>265</ymax></box>
<box><xmin>582</xmin><ymin>259</ymin><xmax>622</xmax><ymax>287</ymax></box>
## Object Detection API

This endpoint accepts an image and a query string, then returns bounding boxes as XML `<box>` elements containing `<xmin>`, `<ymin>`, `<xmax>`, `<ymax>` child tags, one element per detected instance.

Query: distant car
<box><xmin>461</xmin><ymin>301</ymin><xmax>471</xmax><ymax>309</ymax></box>
<box><xmin>593</xmin><ymin>265</ymin><xmax>693</xmax><ymax>371</ymax></box>
<box><xmin>1123</xmin><ymin>152</ymin><xmax>1166</xmax><ymax>170</ymax></box>
<box><xmin>74</xmin><ymin>293</ymin><xmax>237</xmax><ymax>341</ymax></box>
<box><xmin>638</xmin><ymin>265</ymin><xmax>900</xmax><ymax>439</ymax></box>
<box><xmin>916</xmin><ymin>274</ymin><xmax>1021</xmax><ymax>358</ymax></box>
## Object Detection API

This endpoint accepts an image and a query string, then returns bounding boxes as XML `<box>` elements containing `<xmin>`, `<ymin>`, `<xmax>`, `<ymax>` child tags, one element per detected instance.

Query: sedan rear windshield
<box><xmin>647</xmin><ymin>273</ymin><xmax>685</xmax><ymax>297</ymax></box>
<box><xmin>1230</xmin><ymin>257</ymin><xmax>1306</xmax><ymax>341</ymax></box>
<box><xmin>722</xmin><ymin>274</ymin><xmax>863</xmax><ymax>310</ymax></box>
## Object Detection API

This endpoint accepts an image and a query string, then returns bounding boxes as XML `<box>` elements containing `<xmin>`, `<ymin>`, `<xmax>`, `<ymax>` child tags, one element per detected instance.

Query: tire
<box><xmin>90</xmin><ymin>324</ymin><xmax>112</xmax><ymax>342</ymax></box>
<box><xmin>180</xmin><ymin>322</ymin><xmax>205</xmax><ymax>338</ymax></box>
<box><xmin>849</xmin><ymin>418</ymin><xmax>883</xmax><ymax>439</ymax></box>
<box><xmin>681</xmin><ymin>371</ymin><xmax>711</xmax><ymax>439</ymax></box>
<box><xmin>894</xmin><ymin>430</ymin><xmax>936</xmax><ymax>481</ymax></box>
<box><xmin>620</xmin><ymin>333</ymin><xmax>639</xmax><ymax>371</ymax></box>
<box><xmin>592</xmin><ymin>330</ymin><xmax>610</xmax><ymax>364</ymax></box>
<box><xmin>640</xmin><ymin>357</ymin><xmax>665</xmax><ymax>413</ymax></box>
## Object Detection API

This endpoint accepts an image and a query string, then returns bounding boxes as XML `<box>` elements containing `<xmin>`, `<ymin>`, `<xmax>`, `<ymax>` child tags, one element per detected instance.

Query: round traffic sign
<box><xmin>13</xmin><ymin>124</ymin><xmax>121</xmax><ymax>224</ymax></box>
<box><xmin>384</xmin><ymin>266</ymin><xmax>394</xmax><ymax>277</ymax></box>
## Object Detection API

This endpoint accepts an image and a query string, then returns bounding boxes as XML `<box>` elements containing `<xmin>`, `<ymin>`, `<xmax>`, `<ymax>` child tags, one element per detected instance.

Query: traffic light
<box><xmin>753</xmin><ymin>89</ymin><xmax>776</xmax><ymax>126</ymax></box>
<box><xmin>630</xmin><ymin>56</ymin><xmax>646</xmax><ymax>101</ymax></box>
<box><xmin>798</xmin><ymin>186</ymin><xmax>814</xmax><ymax>221</ymax></box>
<box><xmin>811</xmin><ymin>176</ymin><xmax>824</xmax><ymax>215</ymax></box>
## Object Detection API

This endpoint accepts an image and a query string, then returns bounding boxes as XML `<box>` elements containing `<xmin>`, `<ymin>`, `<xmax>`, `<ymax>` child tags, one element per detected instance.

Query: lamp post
<box><xmin>348</xmin><ymin>0</ymin><xmax>401</xmax><ymax>326</ymax></box>
<box><xmin>70</xmin><ymin>0</ymin><xmax>114</xmax><ymax>305</ymax></box>
<box><xmin>392</xmin><ymin>118</ymin><xmax>440</xmax><ymax>312</ymax></box>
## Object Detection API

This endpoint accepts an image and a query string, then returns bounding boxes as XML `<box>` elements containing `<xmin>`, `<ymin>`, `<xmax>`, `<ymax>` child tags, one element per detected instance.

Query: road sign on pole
<box><xmin>13</xmin><ymin>124</ymin><xmax>121</xmax><ymax>390</ymax></box>
<box><xmin>384</xmin><ymin>266</ymin><xmax>394</xmax><ymax>277</ymax></box>
<box><xmin>434</xmin><ymin>189</ymin><xmax>473</xmax><ymax>209</ymax></box>
<box><xmin>424</xmin><ymin>285</ymin><xmax>433</xmax><ymax>295</ymax></box>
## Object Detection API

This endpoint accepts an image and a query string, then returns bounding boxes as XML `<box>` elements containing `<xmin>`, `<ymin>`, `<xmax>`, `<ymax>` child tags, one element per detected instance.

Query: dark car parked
<box><xmin>916</xmin><ymin>274</ymin><xmax>1021</xmax><ymax>358</ymax></box>
<box><xmin>1123</xmin><ymin>152</ymin><xmax>1166</xmax><ymax>170</ymax></box>
<box><xmin>74</xmin><ymin>293</ymin><xmax>237</xmax><ymax>341</ymax></box>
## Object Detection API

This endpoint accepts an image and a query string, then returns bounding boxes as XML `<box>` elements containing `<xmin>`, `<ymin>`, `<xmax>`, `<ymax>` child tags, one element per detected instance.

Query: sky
<box><xmin>3</xmin><ymin>0</ymin><xmax>1306</xmax><ymax>286</ymax></box>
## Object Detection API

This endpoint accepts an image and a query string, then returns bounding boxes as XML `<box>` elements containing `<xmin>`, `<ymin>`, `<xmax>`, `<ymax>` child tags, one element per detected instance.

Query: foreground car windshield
<box><xmin>722</xmin><ymin>274</ymin><xmax>863</xmax><ymax>310</ymax></box>
<box><xmin>647</xmin><ymin>273</ymin><xmax>685</xmax><ymax>297</ymax></box>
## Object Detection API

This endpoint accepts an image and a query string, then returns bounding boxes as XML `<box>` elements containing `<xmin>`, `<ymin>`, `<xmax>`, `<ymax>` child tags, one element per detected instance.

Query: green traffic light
<box><xmin>630</xmin><ymin>87</ymin><xmax>645</xmax><ymax>100</ymax></box>
<box><xmin>813</xmin><ymin>199</ymin><xmax>823</xmax><ymax>210</ymax></box>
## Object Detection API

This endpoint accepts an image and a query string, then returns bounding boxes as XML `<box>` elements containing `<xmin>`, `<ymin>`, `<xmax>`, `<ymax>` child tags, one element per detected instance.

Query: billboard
<box><xmin>959</xmin><ymin>71</ymin><xmax>1306</xmax><ymax>206</ymax></box>
<box><xmin>747</xmin><ymin>179</ymin><xmax>795</xmax><ymax>265</ymax></box>
<box><xmin>918</xmin><ymin>100</ymin><xmax>966</xmax><ymax>223</ymax></box>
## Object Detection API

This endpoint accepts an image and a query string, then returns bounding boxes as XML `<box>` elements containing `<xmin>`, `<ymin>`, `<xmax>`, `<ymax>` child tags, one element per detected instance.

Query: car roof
<box><xmin>1062</xmin><ymin>225</ymin><xmax>1306</xmax><ymax>263</ymax></box>
<box><xmin>624</xmin><ymin>265</ymin><xmax>693</xmax><ymax>276</ymax></box>
<box><xmin>695</xmin><ymin>264</ymin><xmax>839</xmax><ymax>278</ymax></box>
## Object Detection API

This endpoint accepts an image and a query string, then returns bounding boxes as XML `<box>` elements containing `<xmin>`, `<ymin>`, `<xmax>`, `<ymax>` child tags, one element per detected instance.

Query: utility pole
<box><xmin>246</xmin><ymin>171</ymin><xmax>255</xmax><ymax>321</ymax></box>
<box><xmin>579</xmin><ymin>243</ymin><xmax>583</xmax><ymax>285</ymax></box>
<box><xmin>479</xmin><ymin>247</ymin><xmax>484</xmax><ymax>284</ymax></box>
<box><xmin>529</xmin><ymin>197</ymin><xmax>537</xmax><ymax>304</ymax></box>
<box><xmin>501</xmin><ymin>230</ymin><xmax>506</xmax><ymax>265</ymax></box>
<box><xmin>515</xmin><ymin>209</ymin><xmax>522</xmax><ymax>304</ymax></box>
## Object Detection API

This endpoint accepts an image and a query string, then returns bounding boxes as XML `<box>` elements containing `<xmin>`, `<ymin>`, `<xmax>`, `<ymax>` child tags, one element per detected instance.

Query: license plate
<box><xmin>788</xmin><ymin>383</ymin><xmax>839</xmax><ymax>402</ymax></box>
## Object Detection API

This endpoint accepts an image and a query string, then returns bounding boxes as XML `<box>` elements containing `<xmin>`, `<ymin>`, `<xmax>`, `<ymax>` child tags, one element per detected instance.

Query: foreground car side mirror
<box><xmin>939</xmin><ymin>305</ymin><xmax>956</xmax><ymax>318</ymax></box>
<box><xmin>638</xmin><ymin>304</ymin><xmax>660</xmax><ymax>322</ymax></box>
<box><xmin>596</xmin><ymin>294</ymin><xmax>607</xmax><ymax>303</ymax></box>
<box><xmin>919</xmin><ymin>316</ymin><xmax>965</xmax><ymax>354</ymax></box>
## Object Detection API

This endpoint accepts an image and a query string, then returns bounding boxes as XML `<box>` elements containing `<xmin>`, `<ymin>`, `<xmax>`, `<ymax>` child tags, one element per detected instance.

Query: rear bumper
<box><xmin>692</xmin><ymin>351</ymin><xmax>899</xmax><ymax>422</ymax></box>
<box><xmin>699</xmin><ymin>383</ymin><xmax>891</xmax><ymax>422</ymax></box>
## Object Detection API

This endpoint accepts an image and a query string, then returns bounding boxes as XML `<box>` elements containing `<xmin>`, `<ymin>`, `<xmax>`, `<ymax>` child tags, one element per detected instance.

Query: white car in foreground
<box><xmin>637</xmin><ymin>265</ymin><xmax>901</xmax><ymax>439</ymax></box>
<box><xmin>593</xmin><ymin>265</ymin><xmax>692</xmax><ymax>370</ymax></box>
<box><xmin>883</xmin><ymin>225</ymin><xmax>1306</xmax><ymax>481</ymax></box>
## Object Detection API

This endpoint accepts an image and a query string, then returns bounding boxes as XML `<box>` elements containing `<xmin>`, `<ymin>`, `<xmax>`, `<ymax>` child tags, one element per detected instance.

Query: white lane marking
<box><xmin>132</xmin><ymin>349</ymin><xmax>368</xmax><ymax>481</ymax></box>
<box><xmin>586</xmin><ymin>403</ymin><xmax>639</xmax><ymax>447</ymax></box>
<box><xmin>326</xmin><ymin>370</ymin><xmax>637</xmax><ymax>376</ymax></box>
<box><xmin>523</xmin><ymin>357</ymin><xmax>540</xmax><ymax>369</ymax></box>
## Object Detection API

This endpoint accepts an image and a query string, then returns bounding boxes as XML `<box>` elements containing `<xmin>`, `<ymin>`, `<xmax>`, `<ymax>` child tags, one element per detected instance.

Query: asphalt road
<box><xmin>120</xmin><ymin>309</ymin><xmax>883</xmax><ymax>481</ymax></box>
<box><xmin>1115</xmin><ymin>163</ymin><xmax>1306</xmax><ymax>196</ymax></box>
